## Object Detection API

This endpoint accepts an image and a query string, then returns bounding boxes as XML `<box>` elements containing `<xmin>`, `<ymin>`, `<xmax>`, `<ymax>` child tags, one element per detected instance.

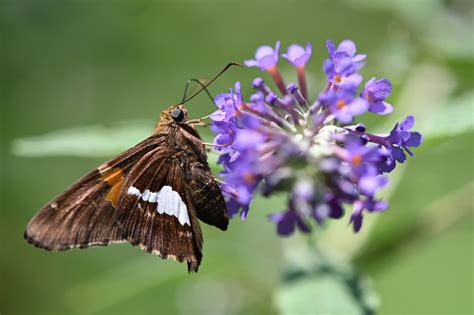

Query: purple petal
<box><xmin>282</xmin><ymin>43</ymin><xmax>312</xmax><ymax>67</ymax></box>
<box><xmin>275</xmin><ymin>41</ymin><xmax>281</xmax><ymax>56</ymax></box>
<box><xmin>294</xmin><ymin>180</ymin><xmax>314</xmax><ymax>201</ymax></box>
<box><xmin>358</xmin><ymin>176</ymin><xmax>389</xmax><ymax>196</ymax></box>
<box><xmin>319</xmin><ymin>158</ymin><xmax>340</xmax><ymax>172</ymax></box>
<box><xmin>348</xmin><ymin>98</ymin><xmax>369</xmax><ymax>116</ymax></box>
<box><xmin>334</xmin><ymin>56</ymin><xmax>354</xmax><ymax>75</ymax></box>
<box><xmin>244</xmin><ymin>59</ymin><xmax>258</xmax><ymax>67</ymax></box>
<box><xmin>335</xmin><ymin>111</ymin><xmax>353</xmax><ymax>124</ymax></box>
<box><xmin>352</xmin><ymin>215</ymin><xmax>363</xmax><ymax>232</ymax></box>
<box><xmin>400</xmin><ymin>115</ymin><xmax>415</xmax><ymax>130</ymax></box>
<box><xmin>245</xmin><ymin>42</ymin><xmax>280</xmax><ymax>71</ymax></box>
<box><xmin>240</xmin><ymin>204</ymin><xmax>250</xmax><ymax>219</ymax></box>
<box><xmin>210</xmin><ymin>110</ymin><xmax>226</xmax><ymax>121</ymax></box>
<box><xmin>353</xmin><ymin>54</ymin><xmax>367</xmax><ymax>63</ymax></box>
<box><xmin>323</xmin><ymin>59</ymin><xmax>334</xmax><ymax>76</ymax></box>
<box><xmin>313</xmin><ymin>203</ymin><xmax>330</xmax><ymax>224</ymax></box>
<box><xmin>349</xmin><ymin>202</ymin><xmax>364</xmax><ymax>233</ymax></box>
<box><xmin>406</xmin><ymin>132</ymin><xmax>423</xmax><ymax>147</ymax></box>
<box><xmin>368</xmin><ymin>78</ymin><xmax>392</xmax><ymax>100</ymax></box>
<box><xmin>232</xmin><ymin>130</ymin><xmax>266</xmax><ymax>151</ymax></box>
<box><xmin>367</xmin><ymin>200</ymin><xmax>388</xmax><ymax>212</ymax></box>
<box><xmin>214</xmin><ymin>133</ymin><xmax>232</xmax><ymax>146</ymax></box>
<box><xmin>345</xmin><ymin>73</ymin><xmax>363</xmax><ymax>86</ymax></box>
<box><xmin>392</xmin><ymin>146</ymin><xmax>406</xmax><ymax>163</ymax></box>
<box><xmin>255</xmin><ymin>45</ymin><xmax>276</xmax><ymax>60</ymax></box>
<box><xmin>379</xmin><ymin>157</ymin><xmax>396</xmax><ymax>173</ymax></box>
<box><xmin>269</xmin><ymin>211</ymin><xmax>296</xmax><ymax>236</ymax></box>
<box><xmin>240</xmin><ymin>113</ymin><xmax>262</xmax><ymax>129</ymax></box>
<box><xmin>326</xmin><ymin>40</ymin><xmax>336</xmax><ymax>57</ymax></box>
<box><xmin>369</xmin><ymin>101</ymin><xmax>394</xmax><ymax>115</ymax></box>
<box><xmin>236</xmin><ymin>186</ymin><xmax>252</xmax><ymax>205</ymax></box>
<box><xmin>338</xmin><ymin>40</ymin><xmax>357</xmax><ymax>56</ymax></box>
<box><xmin>258</xmin><ymin>56</ymin><xmax>278</xmax><ymax>70</ymax></box>
<box><xmin>403</xmin><ymin>146</ymin><xmax>414</xmax><ymax>156</ymax></box>
<box><xmin>226</xmin><ymin>198</ymin><xmax>241</xmax><ymax>218</ymax></box>
<box><xmin>328</xmin><ymin>199</ymin><xmax>344</xmax><ymax>219</ymax></box>
<box><xmin>296</xmin><ymin>216</ymin><xmax>311</xmax><ymax>233</ymax></box>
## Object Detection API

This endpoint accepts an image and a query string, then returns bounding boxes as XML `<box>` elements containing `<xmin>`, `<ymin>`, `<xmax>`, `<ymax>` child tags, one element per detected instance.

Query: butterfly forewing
<box><xmin>24</xmin><ymin>169</ymin><xmax>125</xmax><ymax>250</ymax></box>
<box><xmin>24</xmin><ymin>134</ymin><xmax>164</xmax><ymax>251</ymax></box>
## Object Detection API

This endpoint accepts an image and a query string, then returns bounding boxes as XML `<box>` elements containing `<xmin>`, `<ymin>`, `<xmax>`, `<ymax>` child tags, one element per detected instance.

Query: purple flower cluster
<box><xmin>210</xmin><ymin>40</ymin><xmax>422</xmax><ymax>235</ymax></box>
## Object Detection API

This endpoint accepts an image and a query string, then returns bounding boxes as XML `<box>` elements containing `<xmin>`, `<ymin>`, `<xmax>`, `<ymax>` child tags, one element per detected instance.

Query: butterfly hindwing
<box><xmin>188</xmin><ymin>162</ymin><xmax>228</xmax><ymax>231</ymax></box>
<box><xmin>174</xmin><ymin>122</ymin><xmax>229</xmax><ymax>231</ymax></box>
<box><xmin>24</xmin><ymin>135</ymin><xmax>164</xmax><ymax>251</ymax></box>
<box><xmin>115</xmin><ymin>147</ymin><xmax>203</xmax><ymax>272</ymax></box>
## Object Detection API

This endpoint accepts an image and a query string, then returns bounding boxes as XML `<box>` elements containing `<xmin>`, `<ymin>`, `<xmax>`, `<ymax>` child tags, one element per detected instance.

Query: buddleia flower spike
<box><xmin>211</xmin><ymin>40</ymin><xmax>422</xmax><ymax>235</ymax></box>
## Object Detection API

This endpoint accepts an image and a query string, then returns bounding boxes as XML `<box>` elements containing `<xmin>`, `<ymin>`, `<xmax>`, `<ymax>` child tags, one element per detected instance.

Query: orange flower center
<box><xmin>336</xmin><ymin>99</ymin><xmax>347</xmax><ymax>109</ymax></box>
<box><xmin>352</xmin><ymin>154</ymin><xmax>363</xmax><ymax>166</ymax></box>
<box><xmin>243</xmin><ymin>172</ymin><xmax>257</xmax><ymax>184</ymax></box>
<box><xmin>334</xmin><ymin>75</ymin><xmax>343</xmax><ymax>83</ymax></box>
<box><xmin>364</xmin><ymin>92</ymin><xmax>372</xmax><ymax>102</ymax></box>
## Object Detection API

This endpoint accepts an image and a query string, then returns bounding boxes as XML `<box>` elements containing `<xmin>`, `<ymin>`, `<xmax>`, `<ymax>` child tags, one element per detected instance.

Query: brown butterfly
<box><xmin>24</xmin><ymin>64</ymin><xmax>240</xmax><ymax>272</ymax></box>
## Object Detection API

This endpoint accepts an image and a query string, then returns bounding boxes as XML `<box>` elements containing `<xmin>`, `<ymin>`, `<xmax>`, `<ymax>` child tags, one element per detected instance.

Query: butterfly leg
<box><xmin>186</xmin><ymin>114</ymin><xmax>211</xmax><ymax>127</ymax></box>
<box><xmin>201</xmin><ymin>142</ymin><xmax>227</xmax><ymax>147</ymax></box>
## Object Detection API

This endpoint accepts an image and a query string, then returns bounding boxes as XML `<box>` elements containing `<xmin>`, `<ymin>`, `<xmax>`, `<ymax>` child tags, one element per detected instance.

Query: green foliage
<box><xmin>275</xmin><ymin>252</ymin><xmax>378</xmax><ymax>315</ymax></box>
<box><xmin>419</xmin><ymin>92</ymin><xmax>474</xmax><ymax>146</ymax></box>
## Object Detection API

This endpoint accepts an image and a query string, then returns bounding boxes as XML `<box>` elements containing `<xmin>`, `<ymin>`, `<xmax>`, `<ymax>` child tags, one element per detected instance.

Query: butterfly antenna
<box><xmin>181</xmin><ymin>78</ymin><xmax>214</xmax><ymax>104</ymax></box>
<box><xmin>181</xmin><ymin>62</ymin><xmax>243</xmax><ymax>104</ymax></box>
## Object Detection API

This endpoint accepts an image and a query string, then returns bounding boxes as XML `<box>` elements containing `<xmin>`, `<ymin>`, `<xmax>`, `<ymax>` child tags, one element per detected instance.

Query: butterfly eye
<box><xmin>171</xmin><ymin>108</ymin><xmax>185</xmax><ymax>122</ymax></box>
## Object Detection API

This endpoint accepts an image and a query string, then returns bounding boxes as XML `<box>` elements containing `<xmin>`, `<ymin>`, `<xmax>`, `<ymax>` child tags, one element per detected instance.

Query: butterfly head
<box><xmin>159</xmin><ymin>104</ymin><xmax>189</xmax><ymax>126</ymax></box>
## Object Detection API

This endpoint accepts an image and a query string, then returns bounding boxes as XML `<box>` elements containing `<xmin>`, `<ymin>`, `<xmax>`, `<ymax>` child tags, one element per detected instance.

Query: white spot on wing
<box><xmin>128</xmin><ymin>186</ymin><xmax>142</xmax><ymax>196</ymax></box>
<box><xmin>142</xmin><ymin>189</ymin><xmax>158</xmax><ymax>203</ymax></box>
<box><xmin>156</xmin><ymin>186</ymin><xmax>190</xmax><ymax>226</ymax></box>
<box><xmin>126</xmin><ymin>185</ymin><xmax>190</xmax><ymax>226</ymax></box>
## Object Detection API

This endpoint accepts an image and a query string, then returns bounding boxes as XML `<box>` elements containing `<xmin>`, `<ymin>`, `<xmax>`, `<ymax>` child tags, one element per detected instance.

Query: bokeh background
<box><xmin>2</xmin><ymin>0</ymin><xmax>473</xmax><ymax>314</ymax></box>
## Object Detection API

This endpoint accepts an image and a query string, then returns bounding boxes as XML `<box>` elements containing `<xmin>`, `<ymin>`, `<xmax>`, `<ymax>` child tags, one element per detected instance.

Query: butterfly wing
<box><xmin>25</xmin><ymin>119</ymin><xmax>229</xmax><ymax>273</ymax></box>
<box><xmin>175</xmin><ymin>124</ymin><xmax>229</xmax><ymax>231</ymax></box>
<box><xmin>24</xmin><ymin>135</ymin><xmax>165</xmax><ymax>251</ymax></box>
<box><xmin>115</xmin><ymin>146</ymin><xmax>203</xmax><ymax>272</ymax></box>
<box><xmin>188</xmin><ymin>162</ymin><xmax>229</xmax><ymax>231</ymax></box>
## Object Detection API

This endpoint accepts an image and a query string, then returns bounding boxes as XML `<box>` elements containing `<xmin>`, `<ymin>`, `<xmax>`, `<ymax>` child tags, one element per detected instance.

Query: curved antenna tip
<box><xmin>229</xmin><ymin>62</ymin><xmax>244</xmax><ymax>68</ymax></box>
<box><xmin>181</xmin><ymin>62</ymin><xmax>243</xmax><ymax>104</ymax></box>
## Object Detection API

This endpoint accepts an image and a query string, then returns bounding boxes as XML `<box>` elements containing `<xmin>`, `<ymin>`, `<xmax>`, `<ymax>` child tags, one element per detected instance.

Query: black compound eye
<box><xmin>171</xmin><ymin>108</ymin><xmax>184</xmax><ymax>122</ymax></box>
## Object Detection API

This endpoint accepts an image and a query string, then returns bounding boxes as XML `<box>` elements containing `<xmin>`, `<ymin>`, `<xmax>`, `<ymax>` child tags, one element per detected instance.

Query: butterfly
<box><xmin>24</xmin><ymin>64</ymin><xmax>240</xmax><ymax>272</ymax></box>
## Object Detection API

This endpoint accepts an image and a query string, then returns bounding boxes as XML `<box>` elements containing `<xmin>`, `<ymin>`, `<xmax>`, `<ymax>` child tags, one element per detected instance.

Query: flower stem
<box><xmin>297</xmin><ymin>66</ymin><xmax>308</xmax><ymax>100</ymax></box>
<box><xmin>268</xmin><ymin>66</ymin><xmax>288</xmax><ymax>96</ymax></box>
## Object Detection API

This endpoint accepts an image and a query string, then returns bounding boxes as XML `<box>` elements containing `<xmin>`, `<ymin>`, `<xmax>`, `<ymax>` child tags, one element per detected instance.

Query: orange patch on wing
<box><xmin>101</xmin><ymin>167</ymin><xmax>125</xmax><ymax>207</ymax></box>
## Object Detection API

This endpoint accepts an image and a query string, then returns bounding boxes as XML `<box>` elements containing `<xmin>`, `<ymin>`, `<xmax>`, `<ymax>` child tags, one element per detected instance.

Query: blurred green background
<box><xmin>2</xmin><ymin>0</ymin><xmax>473</xmax><ymax>314</ymax></box>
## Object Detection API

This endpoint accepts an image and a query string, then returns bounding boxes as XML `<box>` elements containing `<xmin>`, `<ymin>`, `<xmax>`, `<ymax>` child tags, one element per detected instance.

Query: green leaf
<box><xmin>340</xmin><ymin>0</ymin><xmax>443</xmax><ymax>31</ymax></box>
<box><xmin>355</xmin><ymin>133</ymin><xmax>473</xmax><ymax>267</ymax></box>
<box><xmin>371</xmin><ymin>63</ymin><xmax>472</xmax><ymax>148</ymax></box>
<box><xmin>11</xmin><ymin>120</ymin><xmax>216</xmax><ymax>158</ymax></box>
<box><xmin>418</xmin><ymin>91</ymin><xmax>474</xmax><ymax>145</ymax></box>
<box><xmin>276</xmin><ymin>275</ymin><xmax>362</xmax><ymax>315</ymax></box>
<box><xmin>11</xmin><ymin>121</ymin><xmax>153</xmax><ymax>157</ymax></box>
<box><xmin>425</xmin><ymin>11</ymin><xmax>474</xmax><ymax>60</ymax></box>
<box><xmin>274</xmin><ymin>262</ymin><xmax>378</xmax><ymax>315</ymax></box>
<box><xmin>369</xmin><ymin>199</ymin><xmax>473</xmax><ymax>314</ymax></box>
